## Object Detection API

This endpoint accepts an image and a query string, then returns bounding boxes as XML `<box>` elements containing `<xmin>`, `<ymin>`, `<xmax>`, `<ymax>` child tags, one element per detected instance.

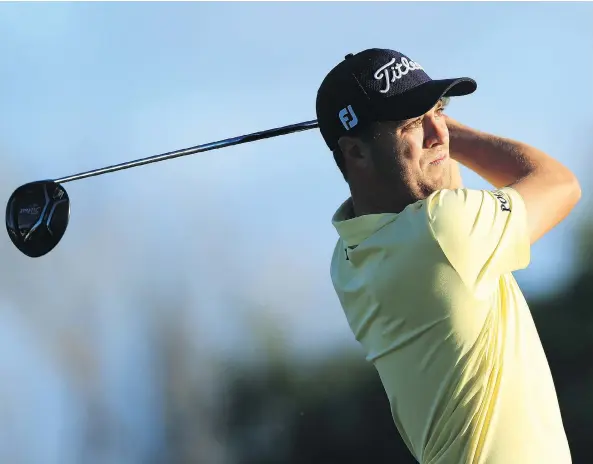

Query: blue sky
<box><xmin>2</xmin><ymin>1</ymin><xmax>591</xmax><ymax>293</ymax></box>
<box><xmin>0</xmin><ymin>2</ymin><xmax>591</xmax><ymax>462</ymax></box>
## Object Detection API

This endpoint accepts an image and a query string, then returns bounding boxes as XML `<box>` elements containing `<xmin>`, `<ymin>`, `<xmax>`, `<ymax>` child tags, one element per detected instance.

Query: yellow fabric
<box><xmin>330</xmin><ymin>187</ymin><xmax>571</xmax><ymax>463</ymax></box>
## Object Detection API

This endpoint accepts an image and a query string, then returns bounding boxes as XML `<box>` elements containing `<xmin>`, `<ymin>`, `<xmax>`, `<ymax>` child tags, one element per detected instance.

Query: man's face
<box><xmin>364</xmin><ymin>100</ymin><xmax>461</xmax><ymax>201</ymax></box>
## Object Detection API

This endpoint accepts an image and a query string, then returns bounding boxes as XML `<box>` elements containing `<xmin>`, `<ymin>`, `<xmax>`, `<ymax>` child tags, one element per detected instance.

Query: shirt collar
<box><xmin>331</xmin><ymin>198</ymin><xmax>399</xmax><ymax>248</ymax></box>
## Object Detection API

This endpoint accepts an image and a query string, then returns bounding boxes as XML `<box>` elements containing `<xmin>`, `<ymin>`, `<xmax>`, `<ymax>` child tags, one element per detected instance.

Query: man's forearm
<box><xmin>446</xmin><ymin>117</ymin><xmax>565</xmax><ymax>189</ymax></box>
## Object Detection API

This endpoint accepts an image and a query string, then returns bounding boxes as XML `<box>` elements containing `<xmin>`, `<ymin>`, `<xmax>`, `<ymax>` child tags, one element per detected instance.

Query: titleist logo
<box><xmin>373</xmin><ymin>57</ymin><xmax>424</xmax><ymax>94</ymax></box>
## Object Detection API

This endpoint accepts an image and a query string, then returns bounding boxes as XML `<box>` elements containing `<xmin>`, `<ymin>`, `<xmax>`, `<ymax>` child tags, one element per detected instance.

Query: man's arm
<box><xmin>446</xmin><ymin>117</ymin><xmax>582</xmax><ymax>244</ymax></box>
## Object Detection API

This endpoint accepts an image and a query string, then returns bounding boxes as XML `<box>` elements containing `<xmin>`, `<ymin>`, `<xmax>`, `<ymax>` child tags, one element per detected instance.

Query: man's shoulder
<box><xmin>425</xmin><ymin>187</ymin><xmax>521</xmax><ymax>220</ymax></box>
<box><xmin>330</xmin><ymin>202</ymin><xmax>441</xmax><ymax>269</ymax></box>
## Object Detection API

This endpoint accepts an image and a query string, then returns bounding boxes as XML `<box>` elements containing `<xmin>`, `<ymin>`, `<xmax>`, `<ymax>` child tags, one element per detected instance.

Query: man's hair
<box><xmin>331</xmin><ymin>97</ymin><xmax>450</xmax><ymax>182</ymax></box>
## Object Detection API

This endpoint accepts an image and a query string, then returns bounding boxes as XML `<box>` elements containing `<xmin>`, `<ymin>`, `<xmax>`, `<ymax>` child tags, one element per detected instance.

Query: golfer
<box><xmin>316</xmin><ymin>48</ymin><xmax>579</xmax><ymax>463</ymax></box>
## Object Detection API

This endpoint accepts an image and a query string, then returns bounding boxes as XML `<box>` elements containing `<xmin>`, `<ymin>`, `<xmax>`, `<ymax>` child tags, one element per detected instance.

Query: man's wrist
<box><xmin>445</xmin><ymin>116</ymin><xmax>479</xmax><ymax>162</ymax></box>
<box><xmin>444</xmin><ymin>116</ymin><xmax>535</xmax><ymax>188</ymax></box>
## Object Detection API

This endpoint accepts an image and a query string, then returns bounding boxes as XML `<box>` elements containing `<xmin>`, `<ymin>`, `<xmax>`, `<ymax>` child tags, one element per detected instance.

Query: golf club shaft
<box><xmin>54</xmin><ymin>119</ymin><xmax>319</xmax><ymax>184</ymax></box>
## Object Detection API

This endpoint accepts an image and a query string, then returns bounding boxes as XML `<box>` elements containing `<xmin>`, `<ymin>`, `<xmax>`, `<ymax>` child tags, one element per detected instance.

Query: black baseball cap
<box><xmin>316</xmin><ymin>48</ymin><xmax>477</xmax><ymax>150</ymax></box>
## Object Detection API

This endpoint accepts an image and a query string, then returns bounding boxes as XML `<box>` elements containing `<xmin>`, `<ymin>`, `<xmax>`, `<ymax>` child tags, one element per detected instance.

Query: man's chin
<box><xmin>427</xmin><ymin>166</ymin><xmax>462</xmax><ymax>193</ymax></box>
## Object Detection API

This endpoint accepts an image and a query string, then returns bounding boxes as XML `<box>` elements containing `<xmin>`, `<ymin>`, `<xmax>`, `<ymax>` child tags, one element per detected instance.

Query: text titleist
<box><xmin>373</xmin><ymin>57</ymin><xmax>424</xmax><ymax>94</ymax></box>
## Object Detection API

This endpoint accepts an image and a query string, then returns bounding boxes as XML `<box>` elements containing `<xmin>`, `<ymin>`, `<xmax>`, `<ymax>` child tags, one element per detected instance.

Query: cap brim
<box><xmin>375</xmin><ymin>77</ymin><xmax>477</xmax><ymax>122</ymax></box>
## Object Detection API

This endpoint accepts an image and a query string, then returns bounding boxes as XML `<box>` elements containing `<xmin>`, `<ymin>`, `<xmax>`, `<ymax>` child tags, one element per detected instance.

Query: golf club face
<box><xmin>5</xmin><ymin>181</ymin><xmax>70</xmax><ymax>258</ymax></box>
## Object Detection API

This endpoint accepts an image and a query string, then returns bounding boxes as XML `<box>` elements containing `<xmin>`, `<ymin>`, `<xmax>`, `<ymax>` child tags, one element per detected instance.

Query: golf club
<box><xmin>6</xmin><ymin>119</ymin><xmax>319</xmax><ymax>258</ymax></box>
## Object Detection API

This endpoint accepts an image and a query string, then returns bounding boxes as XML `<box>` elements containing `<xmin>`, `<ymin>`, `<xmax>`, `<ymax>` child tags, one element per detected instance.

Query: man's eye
<box><xmin>405</xmin><ymin>118</ymin><xmax>423</xmax><ymax>130</ymax></box>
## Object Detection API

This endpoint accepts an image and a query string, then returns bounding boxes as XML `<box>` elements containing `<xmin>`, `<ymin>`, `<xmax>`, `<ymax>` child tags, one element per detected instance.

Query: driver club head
<box><xmin>5</xmin><ymin>180</ymin><xmax>70</xmax><ymax>258</ymax></box>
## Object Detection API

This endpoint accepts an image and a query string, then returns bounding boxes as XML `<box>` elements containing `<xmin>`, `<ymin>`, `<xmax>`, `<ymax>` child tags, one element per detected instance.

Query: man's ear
<box><xmin>337</xmin><ymin>135</ymin><xmax>366</xmax><ymax>164</ymax></box>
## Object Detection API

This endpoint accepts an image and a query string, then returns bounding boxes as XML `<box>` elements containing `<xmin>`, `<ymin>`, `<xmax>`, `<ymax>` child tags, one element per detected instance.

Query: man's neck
<box><xmin>347</xmin><ymin>173</ymin><xmax>423</xmax><ymax>217</ymax></box>
<box><xmin>350</xmin><ymin>189</ymin><xmax>414</xmax><ymax>217</ymax></box>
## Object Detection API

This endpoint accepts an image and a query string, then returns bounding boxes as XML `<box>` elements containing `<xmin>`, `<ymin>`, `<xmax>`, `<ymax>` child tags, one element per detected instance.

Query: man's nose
<box><xmin>423</xmin><ymin>116</ymin><xmax>447</xmax><ymax>149</ymax></box>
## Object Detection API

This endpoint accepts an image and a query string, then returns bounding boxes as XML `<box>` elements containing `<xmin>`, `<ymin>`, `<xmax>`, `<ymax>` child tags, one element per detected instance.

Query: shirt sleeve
<box><xmin>427</xmin><ymin>187</ymin><xmax>531</xmax><ymax>295</ymax></box>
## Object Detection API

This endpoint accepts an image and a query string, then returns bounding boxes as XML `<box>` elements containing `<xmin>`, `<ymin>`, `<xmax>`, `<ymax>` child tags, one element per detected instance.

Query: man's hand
<box><xmin>449</xmin><ymin>158</ymin><xmax>464</xmax><ymax>189</ymax></box>
<box><xmin>445</xmin><ymin>115</ymin><xmax>581</xmax><ymax>244</ymax></box>
<box><xmin>446</xmin><ymin>116</ymin><xmax>531</xmax><ymax>188</ymax></box>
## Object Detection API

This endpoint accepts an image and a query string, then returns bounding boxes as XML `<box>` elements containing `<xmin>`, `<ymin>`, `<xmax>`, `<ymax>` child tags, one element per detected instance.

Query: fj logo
<box><xmin>338</xmin><ymin>105</ymin><xmax>358</xmax><ymax>130</ymax></box>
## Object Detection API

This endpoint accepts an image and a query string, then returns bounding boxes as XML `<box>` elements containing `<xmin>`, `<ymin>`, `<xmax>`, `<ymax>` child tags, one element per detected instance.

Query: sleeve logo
<box><xmin>493</xmin><ymin>190</ymin><xmax>511</xmax><ymax>212</ymax></box>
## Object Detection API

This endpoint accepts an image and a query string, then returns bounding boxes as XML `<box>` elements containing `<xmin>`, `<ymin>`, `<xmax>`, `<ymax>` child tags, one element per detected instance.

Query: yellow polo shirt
<box><xmin>330</xmin><ymin>187</ymin><xmax>571</xmax><ymax>463</ymax></box>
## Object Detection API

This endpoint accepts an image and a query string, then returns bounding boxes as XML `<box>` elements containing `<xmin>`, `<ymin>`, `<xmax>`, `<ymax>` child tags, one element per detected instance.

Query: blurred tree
<box><xmin>223</xmin><ymin>352</ymin><xmax>415</xmax><ymax>463</ymax></box>
<box><xmin>156</xmin><ymin>295</ymin><xmax>230</xmax><ymax>464</ymax></box>
<box><xmin>529</xmin><ymin>219</ymin><xmax>593</xmax><ymax>463</ymax></box>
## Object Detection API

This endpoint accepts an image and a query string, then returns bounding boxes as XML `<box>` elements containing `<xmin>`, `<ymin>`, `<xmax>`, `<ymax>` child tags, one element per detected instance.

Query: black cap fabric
<box><xmin>316</xmin><ymin>48</ymin><xmax>477</xmax><ymax>150</ymax></box>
